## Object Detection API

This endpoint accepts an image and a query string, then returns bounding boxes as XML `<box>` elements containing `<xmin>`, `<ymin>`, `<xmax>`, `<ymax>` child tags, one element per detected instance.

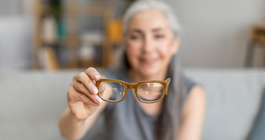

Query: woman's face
<box><xmin>125</xmin><ymin>9</ymin><xmax>179</xmax><ymax>78</ymax></box>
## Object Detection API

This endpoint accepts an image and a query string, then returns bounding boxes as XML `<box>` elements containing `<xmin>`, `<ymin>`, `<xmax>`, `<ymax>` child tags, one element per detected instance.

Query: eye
<box><xmin>155</xmin><ymin>34</ymin><xmax>165</xmax><ymax>39</ymax></box>
<box><xmin>130</xmin><ymin>34</ymin><xmax>141</xmax><ymax>40</ymax></box>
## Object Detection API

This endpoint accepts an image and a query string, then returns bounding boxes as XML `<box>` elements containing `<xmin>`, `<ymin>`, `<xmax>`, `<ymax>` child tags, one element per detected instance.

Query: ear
<box><xmin>171</xmin><ymin>37</ymin><xmax>180</xmax><ymax>55</ymax></box>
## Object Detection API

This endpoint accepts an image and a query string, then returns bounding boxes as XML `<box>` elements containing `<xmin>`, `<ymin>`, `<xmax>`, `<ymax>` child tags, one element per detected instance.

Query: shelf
<box><xmin>33</xmin><ymin>0</ymin><xmax>119</xmax><ymax>70</ymax></box>
<box><xmin>40</xmin><ymin>5</ymin><xmax>109</xmax><ymax>16</ymax></box>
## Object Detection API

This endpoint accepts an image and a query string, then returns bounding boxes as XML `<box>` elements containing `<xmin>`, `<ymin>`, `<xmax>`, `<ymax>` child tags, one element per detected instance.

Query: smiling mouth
<box><xmin>139</xmin><ymin>58</ymin><xmax>159</xmax><ymax>65</ymax></box>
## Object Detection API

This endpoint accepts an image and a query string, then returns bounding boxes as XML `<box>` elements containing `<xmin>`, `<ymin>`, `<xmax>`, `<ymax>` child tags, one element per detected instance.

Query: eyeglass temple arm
<box><xmin>165</xmin><ymin>78</ymin><xmax>171</xmax><ymax>95</ymax></box>
<box><xmin>165</xmin><ymin>78</ymin><xmax>171</xmax><ymax>85</ymax></box>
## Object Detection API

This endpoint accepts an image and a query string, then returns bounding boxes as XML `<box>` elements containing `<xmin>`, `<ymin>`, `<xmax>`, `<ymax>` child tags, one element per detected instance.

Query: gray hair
<box><xmin>121</xmin><ymin>1</ymin><xmax>185</xmax><ymax>140</ymax></box>
<box><xmin>122</xmin><ymin>0</ymin><xmax>181</xmax><ymax>36</ymax></box>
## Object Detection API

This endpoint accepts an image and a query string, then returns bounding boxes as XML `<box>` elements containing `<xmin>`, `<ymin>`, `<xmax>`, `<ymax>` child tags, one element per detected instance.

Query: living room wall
<box><xmin>0</xmin><ymin>0</ymin><xmax>265</xmax><ymax>69</ymax></box>
<box><xmin>0</xmin><ymin>0</ymin><xmax>32</xmax><ymax>70</ymax></box>
<box><xmin>165</xmin><ymin>0</ymin><xmax>265</xmax><ymax>68</ymax></box>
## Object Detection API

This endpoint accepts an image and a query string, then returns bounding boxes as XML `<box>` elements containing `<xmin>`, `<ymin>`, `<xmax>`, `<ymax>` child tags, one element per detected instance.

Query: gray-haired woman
<box><xmin>59</xmin><ymin>0</ymin><xmax>206</xmax><ymax>140</ymax></box>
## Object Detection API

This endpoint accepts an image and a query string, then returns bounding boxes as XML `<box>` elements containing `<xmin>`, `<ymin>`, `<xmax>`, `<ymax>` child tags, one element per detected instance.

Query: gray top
<box><xmin>99</xmin><ymin>67</ymin><xmax>196</xmax><ymax>140</ymax></box>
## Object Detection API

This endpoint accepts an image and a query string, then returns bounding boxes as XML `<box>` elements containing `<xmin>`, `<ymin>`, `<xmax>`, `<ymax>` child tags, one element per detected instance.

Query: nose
<box><xmin>142</xmin><ymin>35</ymin><xmax>154</xmax><ymax>53</ymax></box>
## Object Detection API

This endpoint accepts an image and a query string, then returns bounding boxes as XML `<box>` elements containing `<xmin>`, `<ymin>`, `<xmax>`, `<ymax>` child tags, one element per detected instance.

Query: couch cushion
<box><xmin>1</xmin><ymin>69</ymin><xmax>265</xmax><ymax>140</ymax></box>
<box><xmin>184</xmin><ymin>69</ymin><xmax>265</xmax><ymax>140</ymax></box>
<box><xmin>248</xmin><ymin>87</ymin><xmax>265</xmax><ymax>140</ymax></box>
<box><xmin>0</xmin><ymin>70</ymin><xmax>83</xmax><ymax>140</ymax></box>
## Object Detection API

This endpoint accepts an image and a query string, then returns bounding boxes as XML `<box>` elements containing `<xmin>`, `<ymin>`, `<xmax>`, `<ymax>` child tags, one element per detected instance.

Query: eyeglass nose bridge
<box><xmin>126</xmin><ymin>83</ymin><xmax>137</xmax><ymax>89</ymax></box>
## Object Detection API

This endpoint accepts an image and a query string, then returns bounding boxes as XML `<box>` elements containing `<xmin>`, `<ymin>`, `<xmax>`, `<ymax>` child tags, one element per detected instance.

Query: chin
<box><xmin>138</xmin><ymin>64</ymin><xmax>160</xmax><ymax>78</ymax></box>
<box><xmin>131</xmin><ymin>59</ymin><xmax>163</xmax><ymax>78</ymax></box>
<box><xmin>140</xmin><ymin>69</ymin><xmax>158</xmax><ymax>78</ymax></box>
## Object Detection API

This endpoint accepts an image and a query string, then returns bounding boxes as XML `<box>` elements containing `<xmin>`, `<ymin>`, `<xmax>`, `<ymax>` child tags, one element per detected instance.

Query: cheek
<box><xmin>126</xmin><ymin>41</ymin><xmax>140</xmax><ymax>55</ymax></box>
<box><xmin>126</xmin><ymin>40</ymin><xmax>141</xmax><ymax>63</ymax></box>
<box><xmin>127</xmin><ymin>38</ymin><xmax>142</xmax><ymax>49</ymax></box>
<box><xmin>157</xmin><ymin>40</ymin><xmax>172</xmax><ymax>57</ymax></box>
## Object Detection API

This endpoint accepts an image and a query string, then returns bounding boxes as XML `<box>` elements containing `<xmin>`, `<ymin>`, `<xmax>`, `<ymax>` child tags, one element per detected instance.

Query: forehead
<box><xmin>128</xmin><ymin>9</ymin><xmax>170</xmax><ymax>31</ymax></box>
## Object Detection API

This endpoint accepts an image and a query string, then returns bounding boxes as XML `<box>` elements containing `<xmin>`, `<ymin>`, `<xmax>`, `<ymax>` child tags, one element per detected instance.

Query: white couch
<box><xmin>0</xmin><ymin>69</ymin><xmax>264</xmax><ymax>140</ymax></box>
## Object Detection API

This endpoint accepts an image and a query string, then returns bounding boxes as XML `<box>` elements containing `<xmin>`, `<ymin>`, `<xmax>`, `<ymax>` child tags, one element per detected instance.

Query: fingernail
<box><xmin>91</xmin><ymin>86</ymin><xmax>98</xmax><ymax>94</ymax></box>
<box><xmin>95</xmin><ymin>95</ymin><xmax>103</xmax><ymax>103</ymax></box>
<box><xmin>94</xmin><ymin>74</ymin><xmax>100</xmax><ymax>79</ymax></box>
<box><xmin>99</xmin><ymin>82</ymin><xmax>104</xmax><ymax>89</ymax></box>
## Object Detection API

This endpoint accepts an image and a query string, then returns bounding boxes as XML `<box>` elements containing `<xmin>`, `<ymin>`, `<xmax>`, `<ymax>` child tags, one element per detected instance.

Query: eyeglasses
<box><xmin>96</xmin><ymin>78</ymin><xmax>171</xmax><ymax>103</ymax></box>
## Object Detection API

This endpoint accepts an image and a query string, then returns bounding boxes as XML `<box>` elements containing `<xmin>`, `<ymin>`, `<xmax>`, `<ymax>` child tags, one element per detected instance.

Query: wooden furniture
<box><xmin>33</xmin><ymin>0</ymin><xmax>122</xmax><ymax>70</ymax></box>
<box><xmin>245</xmin><ymin>23</ymin><xmax>265</xmax><ymax>67</ymax></box>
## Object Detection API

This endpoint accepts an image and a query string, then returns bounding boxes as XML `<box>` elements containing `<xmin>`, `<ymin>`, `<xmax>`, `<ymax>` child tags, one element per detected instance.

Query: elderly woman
<box><xmin>59</xmin><ymin>0</ymin><xmax>206</xmax><ymax>140</ymax></box>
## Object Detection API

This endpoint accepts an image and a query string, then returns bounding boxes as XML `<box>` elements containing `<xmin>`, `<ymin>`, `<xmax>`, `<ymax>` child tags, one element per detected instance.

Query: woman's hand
<box><xmin>59</xmin><ymin>67</ymin><xmax>109</xmax><ymax>139</ymax></box>
<box><xmin>67</xmin><ymin>67</ymin><xmax>106</xmax><ymax>121</ymax></box>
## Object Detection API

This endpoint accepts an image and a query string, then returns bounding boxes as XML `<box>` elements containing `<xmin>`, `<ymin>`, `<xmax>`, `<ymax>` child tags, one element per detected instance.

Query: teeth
<box><xmin>143</xmin><ymin>59</ymin><xmax>151</xmax><ymax>62</ymax></box>
<box><xmin>143</xmin><ymin>58</ymin><xmax>156</xmax><ymax>62</ymax></box>
<box><xmin>140</xmin><ymin>57</ymin><xmax>158</xmax><ymax>63</ymax></box>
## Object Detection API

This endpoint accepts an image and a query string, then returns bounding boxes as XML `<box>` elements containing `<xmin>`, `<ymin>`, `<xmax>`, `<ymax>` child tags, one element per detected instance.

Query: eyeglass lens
<box><xmin>99</xmin><ymin>81</ymin><xmax>126</xmax><ymax>101</ymax></box>
<box><xmin>99</xmin><ymin>81</ymin><xmax>164</xmax><ymax>102</ymax></box>
<box><xmin>137</xmin><ymin>82</ymin><xmax>164</xmax><ymax>102</ymax></box>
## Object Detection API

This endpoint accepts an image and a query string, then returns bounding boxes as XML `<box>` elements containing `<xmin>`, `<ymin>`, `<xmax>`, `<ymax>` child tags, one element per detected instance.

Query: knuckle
<box><xmin>67</xmin><ymin>90</ymin><xmax>73</xmax><ymax>101</ymax></box>
<box><xmin>80</xmin><ymin>72</ymin><xmax>87</xmax><ymax>76</ymax></box>
<box><xmin>76</xmin><ymin>72</ymin><xmax>87</xmax><ymax>81</ymax></box>
<box><xmin>67</xmin><ymin>92</ymin><xmax>71</xmax><ymax>101</ymax></box>
<box><xmin>73</xmin><ymin>74</ymin><xmax>78</xmax><ymax>80</ymax></box>
<box><xmin>70</xmin><ymin>80</ymin><xmax>75</xmax><ymax>86</ymax></box>
<box><xmin>91</xmin><ymin>69</ymin><xmax>97</xmax><ymax>74</ymax></box>
<box><xmin>88</xmin><ymin>67</ymin><xmax>95</xmax><ymax>71</ymax></box>
<box><xmin>72</xmin><ymin>75</ymin><xmax>76</xmax><ymax>80</ymax></box>
<box><xmin>79</xmin><ymin>93</ymin><xmax>86</xmax><ymax>100</ymax></box>
<box><xmin>73</xmin><ymin>113</ymin><xmax>82</xmax><ymax>120</ymax></box>
<box><xmin>86</xmin><ymin>67</ymin><xmax>96</xmax><ymax>74</ymax></box>
<box><xmin>67</xmin><ymin>86</ymin><xmax>74</xmax><ymax>96</ymax></box>
<box><xmin>67</xmin><ymin>89</ymin><xmax>70</xmax><ymax>96</ymax></box>
<box><xmin>77</xmin><ymin>73</ymin><xmax>83</xmax><ymax>80</ymax></box>
<box><xmin>85</xmin><ymin>80</ymin><xmax>92</xmax><ymax>88</ymax></box>
<box><xmin>80</xmin><ymin>93</ymin><xmax>91</xmax><ymax>103</ymax></box>
<box><xmin>77</xmin><ymin>84</ymin><xmax>84</xmax><ymax>91</ymax></box>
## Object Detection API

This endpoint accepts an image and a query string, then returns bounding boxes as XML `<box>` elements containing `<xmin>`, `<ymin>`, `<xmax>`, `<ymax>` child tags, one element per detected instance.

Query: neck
<box><xmin>128</xmin><ymin>68</ymin><xmax>167</xmax><ymax>83</ymax></box>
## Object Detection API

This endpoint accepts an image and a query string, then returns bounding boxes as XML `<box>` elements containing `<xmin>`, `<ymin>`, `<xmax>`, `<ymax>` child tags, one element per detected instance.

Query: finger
<box><xmin>98</xmin><ymin>81</ymin><xmax>113</xmax><ymax>100</ymax></box>
<box><xmin>68</xmin><ymin>85</ymin><xmax>102</xmax><ymax>106</ymax></box>
<box><xmin>72</xmin><ymin>81</ymin><xmax>101</xmax><ymax>104</ymax></box>
<box><xmin>98</xmin><ymin>82</ymin><xmax>106</xmax><ymax>96</ymax></box>
<box><xmin>99</xmin><ymin>82</ymin><xmax>105</xmax><ymax>90</ymax></box>
<box><xmin>72</xmin><ymin>80</ymin><xmax>90</xmax><ymax>95</ymax></box>
<box><xmin>74</xmin><ymin>72</ymin><xmax>98</xmax><ymax>95</ymax></box>
<box><xmin>85</xmin><ymin>67</ymin><xmax>101</xmax><ymax>81</ymax></box>
<box><xmin>78</xmin><ymin>91</ymin><xmax>102</xmax><ymax>106</ymax></box>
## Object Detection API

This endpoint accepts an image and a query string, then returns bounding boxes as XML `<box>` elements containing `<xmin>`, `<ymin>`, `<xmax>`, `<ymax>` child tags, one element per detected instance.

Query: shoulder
<box><xmin>177</xmin><ymin>85</ymin><xmax>206</xmax><ymax>139</ymax></box>
<box><xmin>182</xmin><ymin>85</ymin><xmax>206</xmax><ymax>118</ymax></box>
<box><xmin>188</xmin><ymin>86</ymin><xmax>206</xmax><ymax>105</ymax></box>
<box><xmin>183</xmin><ymin>76</ymin><xmax>197</xmax><ymax>95</ymax></box>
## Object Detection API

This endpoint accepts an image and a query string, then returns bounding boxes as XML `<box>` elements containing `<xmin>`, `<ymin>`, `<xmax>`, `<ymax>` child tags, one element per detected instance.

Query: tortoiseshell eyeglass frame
<box><xmin>96</xmin><ymin>78</ymin><xmax>171</xmax><ymax>103</ymax></box>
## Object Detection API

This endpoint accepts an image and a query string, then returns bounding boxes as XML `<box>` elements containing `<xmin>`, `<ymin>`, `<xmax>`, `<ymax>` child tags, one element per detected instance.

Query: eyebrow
<box><xmin>131</xmin><ymin>29</ymin><xmax>142</xmax><ymax>34</ymax></box>
<box><xmin>151</xmin><ymin>28</ymin><xmax>162</xmax><ymax>32</ymax></box>
<box><xmin>130</xmin><ymin>28</ymin><xmax>163</xmax><ymax>33</ymax></box>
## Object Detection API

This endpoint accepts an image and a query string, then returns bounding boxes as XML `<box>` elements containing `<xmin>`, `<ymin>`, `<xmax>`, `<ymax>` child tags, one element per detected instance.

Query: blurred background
<box><xmin>1</xmin><ymin>0</ymin><xmax>265</xmax><ymax>71</ymax></box>
<box><xmin>1</xmin><ymin>1</ymin><xmax>265</xmax><ymax>140</ymax></box>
